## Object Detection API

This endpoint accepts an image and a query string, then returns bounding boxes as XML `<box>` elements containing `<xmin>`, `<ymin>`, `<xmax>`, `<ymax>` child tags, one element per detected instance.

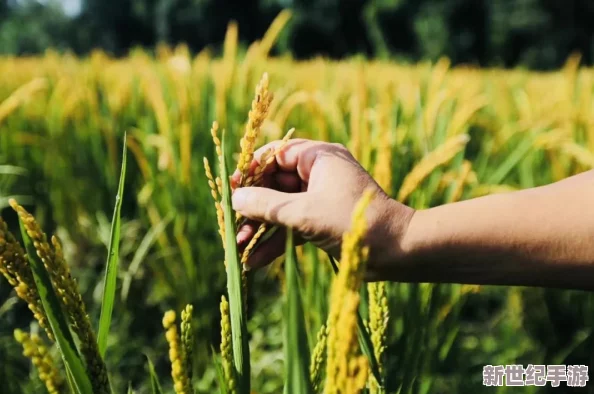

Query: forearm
<box><xmin>386</xmin><ymin>170</ymin><xmax>594</xmax><ymax>291</ymax></box>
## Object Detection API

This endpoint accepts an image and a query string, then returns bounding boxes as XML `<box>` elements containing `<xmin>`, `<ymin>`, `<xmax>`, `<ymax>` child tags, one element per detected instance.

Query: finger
<box><xmin>252</xmin><ymin>139</ymin><xmax>337</xmax><ymax>183</ymax></box>
<box><xmin>232</xmin><ymin>187</ymin><xmax>312</xmax><ymax>230</ymax></box>
<box><xmin>236</xmin><ymin>220</ymin><xmax>259</xmax><ymax>249</ymax></box>
<box><xmin>274</xmin><ymin>172</ymin><xmax>302</xmax><ymax>193</ymax></box>
<box><xmin>231</xmin><ymin>175</ymin><xmax>240</xmax><ymax>189</ymax></box>
<box><xmin>231</xmin><ymin>169</ymin><xmax>242</xmax><ymax>184</ymax></box>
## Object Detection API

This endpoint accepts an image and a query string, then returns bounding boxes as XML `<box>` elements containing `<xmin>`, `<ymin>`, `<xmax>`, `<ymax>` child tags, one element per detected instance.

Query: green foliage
<box><xmin>1</xmin><ymin>34</ymin><xmax>594</xmax><ymax>393</ymax></box>
<box><xmin>98</xmin><ymin>134</ymin><xmax>127</xmax><ymax>357</ymax></box>
<box><xmin>328</xmin><ymin>254</ymin><xmax>383</xmax><ymax>388</ymax></box>
<box><xmin>18</xmin><ymin>220</ymin><xmax>94</xmax><ymax>394</ymax></box>
<box><xmin>147</xmin><ymin>356</ymin><xmax>164</xmax><ymax>394</ymax></box>
<box><xmin>283</xmin><ymin>229</ymin><xmax>313</xmax><ymax>394</ymax></box>
<box><xmin>221</xmin><ymin>130</ymin><xmax>251</xmax><ymax>394</ymax></box>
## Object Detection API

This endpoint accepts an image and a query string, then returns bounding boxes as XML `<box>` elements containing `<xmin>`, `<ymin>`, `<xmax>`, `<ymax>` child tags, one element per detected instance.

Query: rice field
<box><xmin>1</xmin><ymin>14</ymin><xmax>594</xmax><ymax>394</ymax></box>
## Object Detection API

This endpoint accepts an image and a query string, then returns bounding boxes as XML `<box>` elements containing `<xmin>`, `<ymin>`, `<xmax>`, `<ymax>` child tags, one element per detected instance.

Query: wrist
<box><xmin>366</xmin><ymin>195</ymin><xmax>416</xmax><ymax>280</ymax></box>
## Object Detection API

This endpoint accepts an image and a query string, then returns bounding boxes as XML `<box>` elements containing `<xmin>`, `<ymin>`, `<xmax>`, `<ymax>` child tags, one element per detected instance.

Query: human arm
<box><xmin>392</xmin><ymin>170</ymin><xmax>594</xmax><ymax>291</ymax></box>
<box><xmin>231</xmin><ymin>139</ymin><xmax>594</xmax><ymax>291</ymax></box>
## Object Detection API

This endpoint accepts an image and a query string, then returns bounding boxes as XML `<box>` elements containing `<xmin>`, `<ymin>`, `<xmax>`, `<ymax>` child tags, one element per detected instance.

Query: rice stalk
<box><xmin>14</xmin><ymin>329</ymin><xmax>64</xmax><ymax>394</ymax></box>
<box><xmin>163</xmin><ymin>310</ymin><xmax>192</xmax><ymax>394</ymax></box>
<box><xmin>10</xmin><ymin>200</ymin><xmax>110</xmax><ymax>394</ymax></box>
<box><xmin>310</xmin><ymin>323</ymin><xmax>328</xmax><ymax>393</ymax></box>
<box><xmin>0</xmin><ymin>218</ymin><xmax>52</xmax><ymax>341</ymax></box>
<box><xmin>220</xmin><ymin>296</ymin><xmax>236</xmax><ymax>394</ymax></box>
<box><xmin>324</xmin><ymin>190</ymin><xmax>375</xmax><ymax>394</ymax></box>
<box><xmin>237</xmin><ymin>72</ymin><xmax>274</xmax><ymax>186</ymax></box>
<box><xmin>398</xmin><ymin>134</ymin><xmax>470</xmax><ymax>202</ymax></box>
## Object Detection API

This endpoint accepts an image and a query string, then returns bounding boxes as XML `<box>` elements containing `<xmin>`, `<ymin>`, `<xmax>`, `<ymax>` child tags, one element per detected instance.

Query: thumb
<box><xmin>232</xmin><ymin>187</ymin><xmax>310</xmax><ymax>230</ymax></box>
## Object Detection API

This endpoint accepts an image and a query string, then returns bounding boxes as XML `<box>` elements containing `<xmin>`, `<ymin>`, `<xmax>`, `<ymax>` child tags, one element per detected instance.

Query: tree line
<box><xmin>1</xmin><ymin>0</ymin><xmax>593</xmax><ymax>69</ymax></box>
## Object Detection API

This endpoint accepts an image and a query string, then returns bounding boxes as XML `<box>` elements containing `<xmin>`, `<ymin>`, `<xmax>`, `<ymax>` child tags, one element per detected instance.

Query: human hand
<box><xmin>230</xmin><ymin>139</ymin><xmax>415</xmax><ymax>278</ymax></box>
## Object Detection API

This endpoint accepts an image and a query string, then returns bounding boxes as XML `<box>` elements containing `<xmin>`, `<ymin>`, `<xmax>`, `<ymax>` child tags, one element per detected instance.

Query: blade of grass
<box><xmin>284</xmin><ymin>228</ymin><xmax>313</xmax><ymax>394</ymax></box>
<box><xmin>0</xmin><ymin>296</ymin><xmax>17</xmax><ymax>318</ymax></box>
<box><xmin>486</xmin><ymin>133</ymin><xmax>536</xmax><ymax>185</ymax></box>
<box><xmin>146</xmin><ymin>355</ymin><xmax>164</xmax><ymax>394</ymax></box>
<box><xmin>0</xmin><ymin>165</ymin><xmax>27</xmax><ymax>176</ymax></box>
<box><xmin>18</xmin><ymin>220</ymin><xmax>93</xmax><ymax>394</ymax></box>
<box><xmin>211</xmin><ymin>346</ymin><xmax>230</xmax><ymax>394</ymax></box>
<box><xmin>327</xmin><ymin>253</ymin><xmax>383</xmax><ymax>388</ymax></box>
<box><xmin>65</xmin><ymin>367</ymin><xmax>78</xmax><ymax>394</ymax></box>
<box><xmin>220</xmin><ymin>129</ymin><xmax>250</xmax><ymax>394</ymax></box>
<box><xmin>97</xmin><ymin>133</ymin><xmax>127</xmax><ymax>357</ymax></box>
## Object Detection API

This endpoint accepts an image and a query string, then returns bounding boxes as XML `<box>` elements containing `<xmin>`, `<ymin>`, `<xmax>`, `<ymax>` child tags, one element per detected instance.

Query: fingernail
<box><xmin>232</xmin><ymin>188</ymin><xmax>247</xmax><ymax>210</ymax></box>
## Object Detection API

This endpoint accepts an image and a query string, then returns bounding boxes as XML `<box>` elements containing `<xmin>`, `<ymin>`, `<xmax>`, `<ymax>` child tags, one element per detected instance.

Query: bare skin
<box><xmin>231</xmin><ymin>139</ymin><xmax>594</xmax><ymax>291</ymax></box>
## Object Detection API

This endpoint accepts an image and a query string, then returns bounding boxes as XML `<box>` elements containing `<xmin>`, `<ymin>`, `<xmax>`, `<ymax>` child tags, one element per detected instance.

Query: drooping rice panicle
<box><xmin>368</xmin><ymin>282</ymin><xmax>389</xmax><ymax>393</ymax></box>
<box><xmin>220</xmin><ymin>295</ymin><xmax>236</xmax><ymax>394</ymax></box>
<box><xmin>0</xmin><ymin>78</ymin><xmax>47</xmax><ymax>125</ymax></box>
<box><xmin>204</xmin><ymin>157</ymin><xmax>225</xmax><ymax>244</ymax></box>
<box><xmin>0</xmin><ymin>218</ymin><xmax>52</xmax><ymax>341</ymax></box>
<box><xmin>325</xmin><ymin>190</ymin><xmax>375</xmax><ymax>394</ymax></box>
<box><xmin>244</xmin><ymin>127</ymin><xmax>295</xmax><ymax>188</ymax></box>
<box><xmin>398</xmin><ymin>134</ymin><xmax>470</xmax><ymax>202</ymax></box>
<box><xmin>203</xmin><ymin>157</ymin><xmax>220</xmax><ymax>202</ymax></box>
<box><xmin>14</xmin><ymin>329</ymin><xmax>64</xmax><ymax>394</ymax></box>
<box><xmin>210</xmin><ymin>120</ymin><xmax>223</xmax><ymax>170</ymax></box>
<box><xmin>216</xmin><ymin>177</ymin><xmax>223</xmax><ymax>198</ymax></box>
<box><xmin>449</xmin><ymin>160</ymin><xmax>473</xmax><ymax>203</ymax></box>
<box><xmin>310</xmin><ymin>323</ymin><xmax>328</xmax><ymax>392</ymax></box>
<box><xmin>236</xmin><ymin>127</ymin><xmax>295</xmax><ymax>225</ymax></box>
<box><xmin>372</xmin><ymin>87</ymin><xmax>393</xmax><ymax>197</ymax></box>
<box><xmin>236</xmin><ymin>72</ymin><xmax>274</xmax><ymax>187</ymax></box>
<box><xmin>163</xmin><ymin>310</ymin><xmax>192</xmax><ymax>394</ymax></box>
<box><xmin>180</xmin><ymin>304</ymin><xmax>194</xmax><ymax>382</ymax></box>
<box><xmin>10</xmin><ymin>200</ymin><xmax>110</xmax><ymax>394</ymax></box>
<box><xmin>240</xmin><ymin>223</ymin><xmax>267</xmax><ymax>265</ymax></box>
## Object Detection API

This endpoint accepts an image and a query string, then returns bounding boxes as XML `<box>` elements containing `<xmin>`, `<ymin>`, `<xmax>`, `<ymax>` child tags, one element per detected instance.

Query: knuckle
<box><xmin>330</xmin><ymin>142</ymin><xmax>347</xmax><ymax>151</ymax></box>
<box><xmin>260</xmin><ymin>199</ymin><xmax>274</xmax><ymax>222</ymax></box>
<box><xmin>329</xmin><ymin>142</ymin><xmax>355</xmax><ymax>160</ymax></box>
<box><xmin>248</xmin><ymin>190</ymin><xmax>269</xmax><ymax>219</ymax></box>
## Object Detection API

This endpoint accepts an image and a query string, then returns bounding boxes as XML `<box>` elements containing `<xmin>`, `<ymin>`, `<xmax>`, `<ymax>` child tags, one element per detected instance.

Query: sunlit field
<box><xmin>1</xmin><ymin>13</ymin><xmax>594</xmax><ymax>394</ymax></box>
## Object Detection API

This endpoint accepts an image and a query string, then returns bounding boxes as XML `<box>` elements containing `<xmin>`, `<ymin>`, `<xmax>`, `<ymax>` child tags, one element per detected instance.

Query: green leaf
<box><xmin>0</xmin><ymin>165</ymin><xmax>27</xmax><ymax>176</ymax></box>
<box><xmin>211</xmin><ymin>346</ymin><xmax>230</xmax><ymax>394</ymax></box>
<box><xmin>18</xmin><ymin>220</ymin><xmax>93</xmax><ymax>394</ymax></box>
<box><xmin>284</xmin><ymin>229</ymin><xmax>314</xmax><ymax>394</ymax></box>
<box><xmin>65</xmin><ymin>367</ymin><xmax>78</xmax><ymax>394</ymax></box>
<box><xmin>146</xmin><ymin>355</ymin><xmax>164</xmax><ymax>394</ymax></box>
<box><xmin>97</xmin><ymin>133</ymin><xmax>127</xmax><ymax>357</ymax></box>
<box><xmin>486</xmin><ymin>132</ymin><xmax>537</xmax><ymax>185</ymax></box>
<box><xmin>220</xmin><ymin>129</ymin><xmax>250</xmax><ymax>394</ymax></box>
<box><xmin>327</xmin><ymin>254</ymin><xmax>383</xmax><ymax>389</ymax></box>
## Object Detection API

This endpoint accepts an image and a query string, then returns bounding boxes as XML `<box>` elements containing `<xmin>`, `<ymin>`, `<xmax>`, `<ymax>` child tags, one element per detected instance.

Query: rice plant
<box><xmin>1</xmin><ymin>12</ymin><xmax>593</xmax><ymax>394</ymax></box>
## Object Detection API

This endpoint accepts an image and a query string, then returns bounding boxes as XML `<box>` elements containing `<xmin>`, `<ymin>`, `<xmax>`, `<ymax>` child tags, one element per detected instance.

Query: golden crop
<box><xmin>1</xmin><ymin>12</ymin><xmax>593</xmax><ymax>394</ymax></box>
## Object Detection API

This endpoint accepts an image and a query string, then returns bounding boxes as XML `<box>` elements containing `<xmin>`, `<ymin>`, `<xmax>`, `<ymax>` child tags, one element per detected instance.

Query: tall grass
<box><xmin>1</xmin><ymin>12</ymin><xmax>594</xmax><ymax>394</ymax></box>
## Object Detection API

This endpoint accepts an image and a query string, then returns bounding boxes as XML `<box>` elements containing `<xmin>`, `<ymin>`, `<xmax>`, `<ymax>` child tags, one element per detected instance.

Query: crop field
<box><xmin>1</xmin><ymin>14</ymin><xmax>594</xmax><ymax>394</ymax></box>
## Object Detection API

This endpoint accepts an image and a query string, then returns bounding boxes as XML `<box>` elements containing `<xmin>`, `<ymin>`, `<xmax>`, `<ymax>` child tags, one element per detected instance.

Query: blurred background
<box><xmin>2</xmin><ymin>0</ymin><xmax>594</xmax><ymax>69</ymax></box>
<box><xmin>2</xmin><ymin>1</ymin><xmax>594</xmax><ymax>394</ymax></box>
